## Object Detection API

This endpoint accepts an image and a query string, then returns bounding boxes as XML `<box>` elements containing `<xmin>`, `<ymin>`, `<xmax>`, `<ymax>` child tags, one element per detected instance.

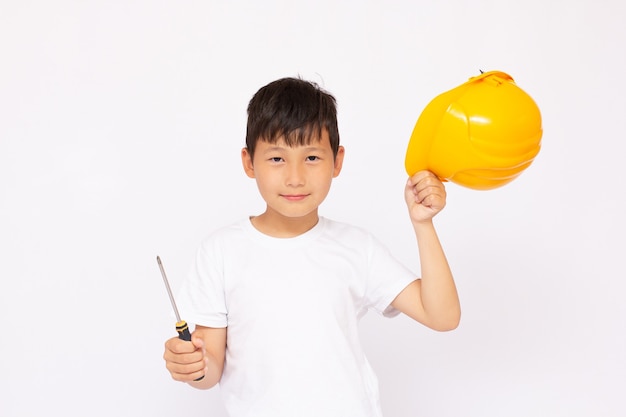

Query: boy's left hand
<box><xmin>404</xmin><ymin>170</ymin><xmax>446</xmax><ymax>224</ymax></box>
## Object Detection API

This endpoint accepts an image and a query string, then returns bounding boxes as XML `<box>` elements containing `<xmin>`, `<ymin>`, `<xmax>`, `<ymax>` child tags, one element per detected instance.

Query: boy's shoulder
<box><xmin>200</xmin><ymin>217</ymin><xmax>248</xmax><ymax>239</ymax></box>
<box><xmin>320</xmin><ymin>216</ymin><xmax>370</xmax><ymax>238</ymax></box>
<box><xmin>315</xmin><ymin>217</ymin><xmax>391</xmax><ymax>256</ymax></box>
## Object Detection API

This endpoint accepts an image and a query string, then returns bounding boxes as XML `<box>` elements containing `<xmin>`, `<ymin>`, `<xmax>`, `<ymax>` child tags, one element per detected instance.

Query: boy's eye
<box><xmin>306</xmin><ymin>156</ymin><xmax>319</xmax><ymax>161</ymax></box>
<box><xmin>269</xmin><ymin>157</ymin><xmax>283</xmax><ymax>162</ymax></box>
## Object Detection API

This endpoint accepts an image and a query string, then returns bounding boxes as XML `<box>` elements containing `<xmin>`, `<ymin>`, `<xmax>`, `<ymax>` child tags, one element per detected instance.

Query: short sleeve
<box><xmin>176</xmin><ymin>239</ymin><xmax>228</xmax><ymax>328</ymax></box>
<box><xmin>364</xmin><ymin>234</ymin><xmax>417</xmax><ymax>317</ymax></box>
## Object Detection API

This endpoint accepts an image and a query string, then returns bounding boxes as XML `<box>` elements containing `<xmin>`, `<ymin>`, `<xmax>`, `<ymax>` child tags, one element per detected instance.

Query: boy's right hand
<box><xmin>163</xmin><ymin>336</ymin><xmax>208</xmax><ymax>382</ymax></box>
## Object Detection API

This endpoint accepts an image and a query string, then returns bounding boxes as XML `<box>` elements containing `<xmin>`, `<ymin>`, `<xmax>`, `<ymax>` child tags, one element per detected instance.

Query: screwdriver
<box><xmin>157</xmin><ymin>255</ymin><xmax>204</xmax><ymax>381</ymax></box>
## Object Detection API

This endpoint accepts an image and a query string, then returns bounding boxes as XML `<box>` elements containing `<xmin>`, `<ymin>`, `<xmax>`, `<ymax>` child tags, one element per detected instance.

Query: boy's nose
<box><xmin>285</xmin><ymin>163</ymin><xmax>305</xmax><ymax>186</ymax></box>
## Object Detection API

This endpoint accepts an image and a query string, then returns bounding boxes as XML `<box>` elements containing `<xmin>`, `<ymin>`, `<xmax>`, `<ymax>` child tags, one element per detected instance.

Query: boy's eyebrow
<box><xmin>261</xmin><ymin>145</ymin><xmax>330</xmax><ymax>153</ymax></box>
<box><xmin>261</xmin><ymin>146</ymin><xmax>289</xmax><ymax>154</ymax></box>
<box><xmin>301</xmin><ymin>145</ymin><xmax>329</xmax><ymax>153</ymax></box>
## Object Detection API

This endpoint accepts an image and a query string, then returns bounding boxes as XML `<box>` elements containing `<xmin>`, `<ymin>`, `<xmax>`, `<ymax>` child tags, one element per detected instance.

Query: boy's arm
<box><xmin>163</xmin><ymin>325</ymin><xmax>226</xmax><ymax>389</ymax></box>
<box><xmin>391</xmin><ymin>171</ymin><xmax>461</xmax><ymax>331</ymax></box>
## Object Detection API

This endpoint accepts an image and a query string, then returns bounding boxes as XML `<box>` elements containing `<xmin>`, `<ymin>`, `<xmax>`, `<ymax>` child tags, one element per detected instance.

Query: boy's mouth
<box><xmin>281</xmin><ymin>194</ymin><xmax>309</xmax><ymax>201</ymax></box>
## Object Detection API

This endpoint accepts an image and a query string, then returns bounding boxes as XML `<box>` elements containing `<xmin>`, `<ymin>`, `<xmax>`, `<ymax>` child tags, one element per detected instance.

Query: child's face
<box><xmin>241</xmin><ymin>129</ymin><xmax>344</xmax><ymax>221</ymax></box>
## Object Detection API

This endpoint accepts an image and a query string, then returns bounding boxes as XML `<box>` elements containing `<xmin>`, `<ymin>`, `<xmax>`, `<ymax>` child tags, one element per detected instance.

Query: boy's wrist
<box><xmin>411</xmin><ymin>219</ymin><xmax>437</xmax><ymax>238</ymax></box>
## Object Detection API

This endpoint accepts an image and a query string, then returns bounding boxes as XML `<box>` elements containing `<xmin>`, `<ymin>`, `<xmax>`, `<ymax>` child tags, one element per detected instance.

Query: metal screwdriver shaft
<box><xmin>157</xmin><ymin>256</ymin><xmax>191</xmax><ymax>340</ymax></box>
<box><xmin>157</xmin><ymin>255</ymin><xmax>204</xmax><ymax>381</ymax></box>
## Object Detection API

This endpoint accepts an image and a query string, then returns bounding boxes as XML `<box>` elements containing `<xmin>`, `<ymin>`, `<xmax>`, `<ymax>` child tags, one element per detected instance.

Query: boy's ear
<box><xmin>333</xmin><ymin>146</ymin><xmax>345</xmax><ymax>178</ymax></box>
<box><xmin>241</xmin><ymin>148</ymin><xmax>255</xmax><ymax>178</ymax></box>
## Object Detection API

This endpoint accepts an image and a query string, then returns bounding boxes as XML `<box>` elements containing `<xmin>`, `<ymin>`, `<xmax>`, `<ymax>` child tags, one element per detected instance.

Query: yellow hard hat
<box><xmin>405</xmin><ymin>71</ymin><xmax>542</xmax><ymax>190</ymax></box>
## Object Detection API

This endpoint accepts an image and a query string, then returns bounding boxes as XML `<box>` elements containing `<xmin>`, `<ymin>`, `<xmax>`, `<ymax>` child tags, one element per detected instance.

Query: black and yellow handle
<box><xmin>175</xmin><ymin>320</ymin><xmax>204</xmax><ymax>381</ymax></box>
<box><xmin>176</xmin><ymin>320</ymin><xmax>192</xmax><ymax>341</ymax></box>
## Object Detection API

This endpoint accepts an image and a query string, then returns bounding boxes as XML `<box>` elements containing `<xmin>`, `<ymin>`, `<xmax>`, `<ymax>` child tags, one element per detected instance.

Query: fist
<box><xmin>404</xmin><ymin>170</ymin><xmax>446</xmax><ymax>223</ymax></box>
<box><xmin>163</xmin><ymin>336</ymin><xmax>207</xmax><ymax>382</ymax></box>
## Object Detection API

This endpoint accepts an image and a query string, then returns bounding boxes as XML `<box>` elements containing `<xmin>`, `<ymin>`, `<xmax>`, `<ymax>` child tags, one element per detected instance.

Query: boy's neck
<box><xmin>250</xmin><ymin>210</ymin><xmax>320</xmax><ymax>238</ymax></box>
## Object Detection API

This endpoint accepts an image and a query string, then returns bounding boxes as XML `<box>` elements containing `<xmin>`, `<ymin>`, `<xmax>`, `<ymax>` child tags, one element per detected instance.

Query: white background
<box><xmin>1</xmin><ymin>1</ymin><xmax>625</xmax><ymax>416</ymax></box>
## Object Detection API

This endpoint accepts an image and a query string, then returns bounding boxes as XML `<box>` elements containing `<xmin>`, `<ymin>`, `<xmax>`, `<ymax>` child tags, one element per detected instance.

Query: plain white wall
<box><xmin>1</xmin><ymin>1</ymin><xmax>624</xmax><ymax>416</ymax></box>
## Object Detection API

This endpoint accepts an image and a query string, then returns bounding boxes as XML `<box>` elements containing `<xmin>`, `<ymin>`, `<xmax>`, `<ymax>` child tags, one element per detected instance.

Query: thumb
<box><xmin>191</xmin><ymin>336</ymin><xmax>205</xmax><ymax>350</ymax></box>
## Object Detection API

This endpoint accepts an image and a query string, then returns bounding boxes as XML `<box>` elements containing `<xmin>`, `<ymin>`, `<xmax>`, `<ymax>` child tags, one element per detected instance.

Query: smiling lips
<box><xmin>281</xmin><ymin>194</ymin><xmax>309</xmax><ymax>201</ymax></box>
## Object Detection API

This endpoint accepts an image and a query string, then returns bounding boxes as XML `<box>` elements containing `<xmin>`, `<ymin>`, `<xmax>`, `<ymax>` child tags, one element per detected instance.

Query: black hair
<box><xmin>245</xmin><ymin>77</ymin><xmax>340</xmax><ymax>159</ymax></box>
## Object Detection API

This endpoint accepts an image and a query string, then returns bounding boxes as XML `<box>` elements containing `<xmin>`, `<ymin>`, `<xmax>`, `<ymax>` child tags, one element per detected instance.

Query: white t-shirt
<box><xmin>177</xmin><ymin>217</ymin><xmax>417</xmax><ymax>417</ymax></box>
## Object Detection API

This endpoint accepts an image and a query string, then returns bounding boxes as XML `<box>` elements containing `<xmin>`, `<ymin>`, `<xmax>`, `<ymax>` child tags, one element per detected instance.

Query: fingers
<box><xmin>164</xmin><ymin>337</ymin><xmax>208</xmax><ymax>382</ymax></box>
<box><xmin>405</xmin><ymin>171</ymin><xmax>446</xmax><ymax>223</ymax></box>
<box><xmin>406</xmin><ymin>171</ymin><xmax>446</xmax><ymax>207</ymax></box>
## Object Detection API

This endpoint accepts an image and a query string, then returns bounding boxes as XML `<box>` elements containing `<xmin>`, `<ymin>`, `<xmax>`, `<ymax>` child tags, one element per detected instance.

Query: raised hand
<box><xmin>404</xmin><ymin>170</ymin><xmax>447</xmax><ymax>224</ymax></box>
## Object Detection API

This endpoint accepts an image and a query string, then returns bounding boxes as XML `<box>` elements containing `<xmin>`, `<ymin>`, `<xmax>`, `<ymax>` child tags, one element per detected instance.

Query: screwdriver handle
<box><xmin>175</xmin><ymin>320</ymin><xmax>204</xmax><ymax>381</ymax></box>
<box><xmin>176</xmin><ymin>320</ymin><xmax>192</xmax><ymax>341</ymax></box>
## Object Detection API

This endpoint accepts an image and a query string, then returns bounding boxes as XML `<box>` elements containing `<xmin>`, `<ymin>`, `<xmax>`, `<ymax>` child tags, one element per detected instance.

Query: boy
<box><xmin>163</xmin><ymin>77</ymin><xmax>460</xmax><ymax>417</ymax></box>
